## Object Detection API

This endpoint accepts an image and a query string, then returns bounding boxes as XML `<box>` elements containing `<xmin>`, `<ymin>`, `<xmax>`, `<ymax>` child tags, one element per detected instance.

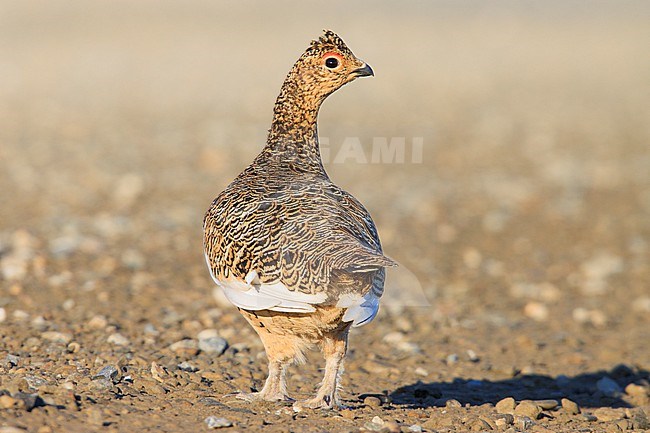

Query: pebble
<box><xmin>93</xmin><ymin>365</ymin><xmax>119</xmax><ymax>383</ymax></box>
<box><xmin>514</xmin><ymin>415</ymin><xmax>534</xmax><ymax>430</ymax></box>
<box><xmin>470</xmin><ymin>418</ymin><xmax>492</xmax><ymax>431</ymax></box>
<box><xmin>593</xmin><ymin>408</ymin><xmax>626</xmax><ymax>422</ymax></box>
<box><xmin>12</xmin><ymin>310</ymin><xmax>29</xmax><ymax>321</ymax></box>
<box><xmin>382</xmin><ymin>332</ymin><xmax>421</xmax><ymax>353</ymax></box>
<box><xmin>597</xmin><ymin>376</ymin><xmax>622</xmax><ymax>396</ymax></box>
<box><xmin>524</xmin><ymin>301</ymin><xmax>549</xmax><ymax>321</ymax></box>
<box><xmin>561</xmin><ymin>398</ymin><xmax>580</xmax><ymax>414</ymax></box>
<box><xmin>169</xmin><ymin>339</ymin><xmax>199</xmax><ymax>356</ymax></box>
<box><xmin>4</xmin><ymin>354</ymin><xmax>20</xmax><ymax>367</ymax></box>
<box><xmin>198</xmin><ymin>336</ymin><xmax>228</xmax><ymax>356</ymax></box>
<box><xmin>533</xmin><ymin>399</ymin><xmax>559</xmax><ymax>410</ymax></box>
<box><xmin>625</xmin><ymin>383</ymin><xmax>648</xmax><ymax>397</ymax></box>
<box><xmin>446</xmin><ymin>353</ymin><xmax>459</xmax><ymax>365</ymax></box>
<box><xmin>13</xmin><ymin>392</ymin><xmax>39</xmax><ymax>411</ymax></box>
<box><xmin>204</xmin><ymin>416</ymin><xmax>233</xmax><ymax>429</ymax></box>
<box><xmin>466</xmin><ymin>349</ymin><xmax>479</xmax><ymax>362</ymax></box>
<box><xmin>0</xmin><ymin>395</ymin><xmax>16</xmax><ymax>408</ymax></box>
<box><xmin>496</xmin><ymin>397</ymin><xmax>516</xmax><ymax>414</ymax></box>
<box><xmin>41</xmin><ymin>331</ymin><xmax>72</xmax><ymax>344</ymax></box>
<box><xmin>107</xmin><ymin>333</ymin><xmax>130</xmax><ymax>346</ymax></box>
<box><xmin>445</xmin><ymin>399</ymin><xmax>462</xmax><ymax>408</ymax></box>
<box><xmin>0</xmin><ymin>427</ymin><xmax>28</xmax><ymax>433</ymax></box>
<box><xmin>151</xmin><ymin>361</ymin><xmax>170</xmax><ymax>383</ymax></box>
<box><xmin>407</xmin><ymin>425</ymin><xmax>423</xmax><ymax>433</ymax></box>
<box><xmin>0</xmin><ymin>307</ymin><xmax>6</xmax><ymax>323</ymax></box>
<box><xmin>364</xmin><ymin>416</ymin><xmax>385</xmax><ymax>432</ymax></box>
<box><xmin>572</xmin><ymin>307</ymin><xmax>607</xmax><ymax>327</ymax></box>
<box><xmin>514</xmin><ymin>400</ymin><xmax>542</xmax><ymax>419</ymax></box>
<box><xmin>363</xmin><ymin>396</ymin><xmax>382</xmax><ymax>407</ymax></box>
<box><xmin>414</xmin><ymin>367</ymin><xmax>428</xmax><ymax>376</ymax></box>
<box><xmin>178</xmin><ymin>361</ymin><xmax>198</xmax><ymax>372</ymax></box>
<box><xmin>495</xmin><ymin>413</ymin><xmax>514</xmax><ymax>427</ymax></box>
<box><xmin>87</xmin><ymin>315</ymin><xmax>108</xmax><ymax>329</ymax></box>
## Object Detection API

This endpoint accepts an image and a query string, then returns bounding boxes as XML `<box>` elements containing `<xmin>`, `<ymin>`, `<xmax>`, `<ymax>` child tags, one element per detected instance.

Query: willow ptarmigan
<box><xmin>203</xmin><ymin>30</ymin><xmax>395</xmax><ymax>410</ymax></box>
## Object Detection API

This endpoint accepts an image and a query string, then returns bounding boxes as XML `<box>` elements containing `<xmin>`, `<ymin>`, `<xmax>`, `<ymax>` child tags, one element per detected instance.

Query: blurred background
<box><xmin>1</xmin><ymin>1</ymin><xmax>649</xmax><ymax>367</ymax></box>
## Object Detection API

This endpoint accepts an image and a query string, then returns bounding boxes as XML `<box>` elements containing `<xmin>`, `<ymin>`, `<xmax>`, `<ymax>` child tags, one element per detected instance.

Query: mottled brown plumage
<box><xmin>203</xmin><ymin>30</ymin><xmax>394</xmax><ymax>409</ymax></box>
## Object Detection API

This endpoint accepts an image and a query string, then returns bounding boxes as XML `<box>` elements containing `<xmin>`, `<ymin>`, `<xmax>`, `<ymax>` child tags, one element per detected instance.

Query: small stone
<box><xmin>616</xmin><ymin>419</ymin><xmax>632</xmax><ymax>431</ymax></box>
<box><xmin>107</xmin><ymin>333</ymin><xmax>129</xmax><ymax>346</ymax></box>
<box><xmin>12</xmin><ymin>310</ymin><xmax>29</xmax><ymax>321</ymax></box>
<box><xmin>593</xmin><ymin>408</ymin><xmax>625</xmax><ymax>422</ymax></box>
<box><xmin>467</xmin><ymin>349</ymin><xmax>479</xmax><ymax>362</ymax></box>
<box><xmin>87</xmin><ymin>315</ymin><xmax>108</xmax><ymax>329</ymax></box>
<box><xmin>446</xmin><ymin>353</ymin><xmax>459</xmax><ymax>365</ymax></box>
<box><xmin>151</xmin><ymin>361</ymin><xmax>170</xmax><ymax>383</ymax></box>
<box><xmin>625</xmin><ymin>383</ymin><xmax>648</xmax><ymax>397</ymax></box>
<box><xmin>382</xmin><ymin>332</ymin><xmax>421</xmax><ymax>353</ymax></box>
<box><xmin>597</xmin><ymin>376</ymin><xmax>622</xmax><ymax>396</ymax></box>
<box><xmin>0</xmin><ymin>308</ymin><xmax>6</xmax><ymax>323</ymax></box>
<box><xmin>204</xmin><ymin>416</ymin><xmax>233</xmax><ymax>429</ymax></box>
<box><xmin>524</xmin><ymin>301</ymin><xmax>549</xmax><ymax>321</ymax></box>
<box><xmin>198</xmin><ymin>336</ymin><xmax>228</xmax><ymax>356</ymax></box>
<box><xmin>496</xmin><ymin>397</ymin><xmax>516</xmax><ymax>414</ymax></box>
<box><xmin>13</xmin><ymin>392</ymin><xmax>39</xmax><ymax>411</ymax></box>
<box><xmin>445</xmin><ymin>398</ymin><xmax>462</xmax><ymax>408</ymax></box>
<box><xmin>470</xmin><ymin>418</ymin><xmax>492</xmax><ymax>431</ymax></box>
<box><xmin>414</xmin><ymin>367</ymin><xmax>428</xmax><ymax>376</ymax></box>
<box><xmin>495</xmin><ymin>413</ymin><xmax>514</xmax><ymax>427</ymax></box>
<box><xmin>514</xmin><ymin>400</ymin><xmax>542</xmax><ymax>419</ymax></box>
<box><xmin>340</xmin><ymin>408</ymin><xmax>355</xmax><ymax>419</ymax></box>
<box><xmin>364</xmin><ymin>416</ymin><xmax>385</xmax><ymax>431</ymax></box>
<box><xmin>0</xmin><ymin>395</ymin><xmax>16</xmax><ymax>408</ymax></box>
<box><xmin>363</xmin><ymin>396</ymin><xmax>382</xmax><ymax>407</ymax></box>
<box><xmin>407</xmin><ymin>425</ymin><xmax>423</xmax><ymax>433</ymax></box>
<box><xmin>0</xmin><ymin>427</ymin><xmax>28</xmax><ymax>433</ymax></box>
<box><xmin>533</xmin><ymin>399</ymin><xmax>559</xmax><ymax>410</ymax></box>
<box><xmin>581</xmin><ymin>414</ymin><xmax>598</xmax><ymax>422</ymax></box>
<box><xmin>561</xmin><ymin>398</ymin><xmax>580</xmax><ymax>415</ymax></box>
<box><xmin>93</xmin><ymin>365</ymin><xmax>119</xmax><ymax>383</ymax></box>
<box><xmin>41</xmin><ymin>331</ymin><xmax>72</xmax><ymax>344</ymax></box>
<box><xmin>169</xmin><ymin>339</ymin><xmax>199</xmax><ymax>356</ymax></box>
<box><xmin>178</xmin><ymin>361</ymin><xmax>198</xmax><ymax>372</ymax></box>
<box><xmin>514</xmin><ymin>415</ymin><xmax>534</xmax><ymax>430</ymax></box>
<box><xmin>3</xmin><ymin>354</ymin><xmax>20</xmax><ymax>368</ymax></box>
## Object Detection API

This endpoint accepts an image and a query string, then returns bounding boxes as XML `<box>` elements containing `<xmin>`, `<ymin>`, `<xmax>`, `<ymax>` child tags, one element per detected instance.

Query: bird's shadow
<box><xmin>387</xmin><ymin>364</ymin><xmax>649</xmax><ymax>409</ymax></box>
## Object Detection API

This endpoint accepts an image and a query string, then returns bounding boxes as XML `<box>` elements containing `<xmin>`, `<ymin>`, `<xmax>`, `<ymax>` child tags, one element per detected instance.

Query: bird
<box><xmin>203</xmin><ymin>30</ymin><xmax>395</xmax><ymax>410</ymax></box>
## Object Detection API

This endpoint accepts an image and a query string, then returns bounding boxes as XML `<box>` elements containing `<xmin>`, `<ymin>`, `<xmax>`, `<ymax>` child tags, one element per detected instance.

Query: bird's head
<box><xmin>292</xmin><ymin>30</ymin><xmax>373</xmax><ymax>99</ymax></box>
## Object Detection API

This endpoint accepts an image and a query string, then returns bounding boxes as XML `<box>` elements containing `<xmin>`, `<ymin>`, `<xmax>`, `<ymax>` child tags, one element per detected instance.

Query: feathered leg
<box><xmin>293</xmin><ymin>327</ymin><xmax>349</xmax><ymax>410</ymax></box>
<box><xmin>236</xmin><ymin>316</ymin><xmax>304</xmax><ymax>402</ymax></box>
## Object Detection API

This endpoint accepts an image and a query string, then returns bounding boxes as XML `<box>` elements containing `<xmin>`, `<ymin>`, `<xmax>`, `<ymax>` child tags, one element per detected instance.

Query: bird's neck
<box><xmin>261</xmin><ymin>73</ymin><xmax>327</xmax><ymax>172</ymax></box>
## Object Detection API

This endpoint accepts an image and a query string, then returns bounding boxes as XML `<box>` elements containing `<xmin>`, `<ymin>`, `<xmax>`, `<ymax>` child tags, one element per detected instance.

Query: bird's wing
<box><xmin>203</xmin><ymin>174</ymin><xmax>394</xmax><ymax>320</ymax></box>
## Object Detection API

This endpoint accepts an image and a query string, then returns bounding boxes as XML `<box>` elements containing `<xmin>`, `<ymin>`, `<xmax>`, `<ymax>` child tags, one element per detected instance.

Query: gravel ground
<box><xmin>1</xmin><ymin>2</ymin><xmax>650</xmax><ymax>432</ymax></box>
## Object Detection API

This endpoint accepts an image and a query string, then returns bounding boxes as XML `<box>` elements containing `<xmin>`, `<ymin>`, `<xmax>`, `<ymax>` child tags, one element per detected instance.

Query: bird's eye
<box><xmin>325</xmin><ymin>57</ymin><xmax>339</xmax><ymax>69</ymax></box>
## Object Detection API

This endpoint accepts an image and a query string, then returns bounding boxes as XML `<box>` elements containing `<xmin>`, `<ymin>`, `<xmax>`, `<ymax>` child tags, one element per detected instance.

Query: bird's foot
<box><xmin>229</xmin><ymin>390</ymin><xmax>292</xmax><ymax>403</ymax></box>
<box><xmin>292</xmin><ymin>395</ymin><xmax>340</xmax><ymax>411</ymax></box>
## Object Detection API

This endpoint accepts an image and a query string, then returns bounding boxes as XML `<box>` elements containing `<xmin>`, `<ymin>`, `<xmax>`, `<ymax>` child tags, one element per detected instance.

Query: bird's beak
<box><xmin>353</xmin><ymin>63</ymin><xmax>374</xmax><ymax>77</ymax></box>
